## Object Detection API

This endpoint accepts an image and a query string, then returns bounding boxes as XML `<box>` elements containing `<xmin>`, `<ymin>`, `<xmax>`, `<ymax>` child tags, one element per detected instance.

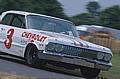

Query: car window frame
<box><xmin>1</xmin><ymin>13</ymin><xmax>26</xmax><ymax>29</ymax></box>
<box><xmin>1</xmin><ymin>13</ymin><xmax>13</xmax><ymax>25</ymax></box>
<box><xmin>11</xmin><ymin>14</ymin><xmax>26</xmax><ymax>29</ymax></box>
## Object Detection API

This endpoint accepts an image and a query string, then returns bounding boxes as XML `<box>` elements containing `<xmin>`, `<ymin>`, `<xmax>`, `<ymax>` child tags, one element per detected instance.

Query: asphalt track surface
<box><xmin>0</xmin><ymin>54</ymin><xmax>85</xmax><ymax>79</ymax></box>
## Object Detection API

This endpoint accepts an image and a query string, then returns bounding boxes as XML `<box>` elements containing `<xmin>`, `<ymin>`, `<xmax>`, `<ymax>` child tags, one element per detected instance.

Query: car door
<box><xmin>0</xmin><ymin>13</ymin><xmax>14</xmax><ymax>54</ymax></box>
<box><xmin>0</xmin><ymin>13</ymin><xmax>26</xmax><ymax>57</ymax></box>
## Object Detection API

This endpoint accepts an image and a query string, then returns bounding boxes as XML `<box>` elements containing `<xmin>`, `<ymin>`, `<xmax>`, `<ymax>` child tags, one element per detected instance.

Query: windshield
<box><xmin>27</xmin><ymin>15</ymin><xmax>78</xmax><ymax>37</ymax></box>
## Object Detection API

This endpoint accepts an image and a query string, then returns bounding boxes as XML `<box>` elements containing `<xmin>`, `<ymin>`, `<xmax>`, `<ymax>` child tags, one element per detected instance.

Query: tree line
<box><xmin>72</xmin><ymin>1</ymin><xmax>120</xmax><ymax>30</ymax></box>
<box><xmin>0</xmin><ymin>0</ymin><xmax>119</xmax><ymax>29</ymax></box>
<box><xmin>0</xmin><ymin>0</ymin><xmax>68</xmax><ymax>19</ymax></box>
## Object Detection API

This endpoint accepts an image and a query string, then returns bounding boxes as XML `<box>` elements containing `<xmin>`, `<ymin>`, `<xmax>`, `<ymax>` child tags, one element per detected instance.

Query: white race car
<box><xmin>0</xmin><ymin>11</ymin><xmax>112</xmax><ymax>78</ymax></box>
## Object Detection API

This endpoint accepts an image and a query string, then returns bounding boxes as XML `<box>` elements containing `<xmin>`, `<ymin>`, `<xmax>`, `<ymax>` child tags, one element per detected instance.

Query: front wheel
<box><xmin>25</xmin><ymin>45</ymin><xmax>46</xmax><ymax>67</ymax></box>
<box><xmin>80</xmin><ymin>66</ymin><xmax>100</xmax><ymax>79</ymax></box>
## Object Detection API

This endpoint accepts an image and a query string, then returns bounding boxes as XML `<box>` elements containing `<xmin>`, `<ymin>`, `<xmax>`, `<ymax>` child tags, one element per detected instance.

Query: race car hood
<box><xmin>37</xmin><ymin>31</ymin><xmax>112</xmax><ymax>54</ymax></box>
<box><xmin>28</xmin><ymin>29</ymin><xmax>111</xmax><ymax>54</ymax></box>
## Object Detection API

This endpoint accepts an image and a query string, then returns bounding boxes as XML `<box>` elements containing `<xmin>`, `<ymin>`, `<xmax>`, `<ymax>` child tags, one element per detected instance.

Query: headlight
<box><xmin>97</xmin><ymin>52</ymin><xmax>104</xmax><ymax>60</ymax></box>
<box><xmin>46</xmin><ymin>43</ymin><xmax>56</xmax><ymax>51</ymax></box>
<box><xmin>55</xmin><ymin>44</ymin><xmax>64</xmax><ymax>52</ymax></box>
<box><xmin>104</xmin><ymin>54</ymin><xmax>112</xmax><ymax>61</ymax></box>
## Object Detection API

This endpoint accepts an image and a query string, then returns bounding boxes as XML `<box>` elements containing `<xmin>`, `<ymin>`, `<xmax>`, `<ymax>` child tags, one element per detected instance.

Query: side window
<box><xmin>1</xmin><ymin>14</ymin><xmax>13</xmax><ymax>25</ymax></box>
<box><xmin>11</xmin><ymin>15</ymin><xmax>26</xmax><ymax>29</ymax></box>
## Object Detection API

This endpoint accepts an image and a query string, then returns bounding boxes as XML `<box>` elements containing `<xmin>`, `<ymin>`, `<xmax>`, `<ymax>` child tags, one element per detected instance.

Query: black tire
<box><xmin>25</xmin><ymin>45</ymin><xmax>46</xmax><ymax>67</ymax></box>
<box><xmin>80</xmin><ymin>66</ymin><xmax>100</xmax><ymax>79</ymax></box>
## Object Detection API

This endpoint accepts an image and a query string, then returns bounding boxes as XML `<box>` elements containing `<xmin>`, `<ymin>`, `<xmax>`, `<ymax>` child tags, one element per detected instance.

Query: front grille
<box><xmin>45</xmin><ymin>43</ymin><xmax>98</xmax><ymax>60</ymax></box>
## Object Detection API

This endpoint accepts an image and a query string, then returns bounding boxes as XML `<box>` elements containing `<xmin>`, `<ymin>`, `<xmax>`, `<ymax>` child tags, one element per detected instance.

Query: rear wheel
<box><xmin>25</xmin><ymin>45</ymin><xmax>46</xmax><ymax>67</ymax></box>
<box><xmin>80</xmin><ymin>66</ymin><xmax>100</xmax><ymax>79</ymax></box>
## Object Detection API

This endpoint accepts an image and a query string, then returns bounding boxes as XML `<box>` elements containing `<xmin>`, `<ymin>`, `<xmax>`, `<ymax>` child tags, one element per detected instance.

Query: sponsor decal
<box><xmin>20</xmin><ymin>39</ymin><xmax>28</xmax><ymax>45</ymax></box>
<box><xmin>39</xmin><ymin>44</ymin><xmax>44</xmax><ymax>47</ymax></box>
<box><xmin>22</xmin><ymin>32</ymin><xmax>47</xmax><ymax>42</ymax></box>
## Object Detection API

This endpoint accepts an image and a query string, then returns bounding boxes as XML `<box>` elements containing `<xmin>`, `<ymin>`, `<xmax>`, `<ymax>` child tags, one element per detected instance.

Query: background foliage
<box><xmin>72</xmin><ymin>1</ymin><xmax>120</xmax><ymax>30</ymax></box>
<box><xmin>0</xmin><ymin>0</ymin><xmax>68</xmax><ymax>19</ymax></box>
<box><xmin>0</xmin><ymin>0</ymin><xmax>119</xmax><ymax>29</ymax></box>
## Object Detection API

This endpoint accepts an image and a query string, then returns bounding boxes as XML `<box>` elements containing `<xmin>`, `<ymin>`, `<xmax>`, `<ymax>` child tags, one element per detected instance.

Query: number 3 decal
<box><xmin>4</xmin><ymin>28</ymin><xmax>14</xmax><ymax>49</ymax></box>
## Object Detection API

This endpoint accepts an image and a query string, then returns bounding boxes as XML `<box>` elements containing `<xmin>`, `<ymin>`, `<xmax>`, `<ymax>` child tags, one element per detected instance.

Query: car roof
<box><xmin>3</xmin><ymin>10</ymin><xmax>72</xmax><ymax>24</ymax></box>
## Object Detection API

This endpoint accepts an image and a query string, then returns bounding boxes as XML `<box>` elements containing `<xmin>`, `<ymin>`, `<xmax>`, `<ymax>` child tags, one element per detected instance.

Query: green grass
<box><xmin>101</xmin><ymin>54</ymin><xmax>120</xmax><ymax>79</ymax></box>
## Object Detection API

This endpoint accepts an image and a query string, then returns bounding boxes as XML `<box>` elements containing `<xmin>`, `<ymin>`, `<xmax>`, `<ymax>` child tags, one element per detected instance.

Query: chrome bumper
<box><xmin>38</xmin><ymin>52</ymin><xmax>112</xmax><ymax>71</ymax></box>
